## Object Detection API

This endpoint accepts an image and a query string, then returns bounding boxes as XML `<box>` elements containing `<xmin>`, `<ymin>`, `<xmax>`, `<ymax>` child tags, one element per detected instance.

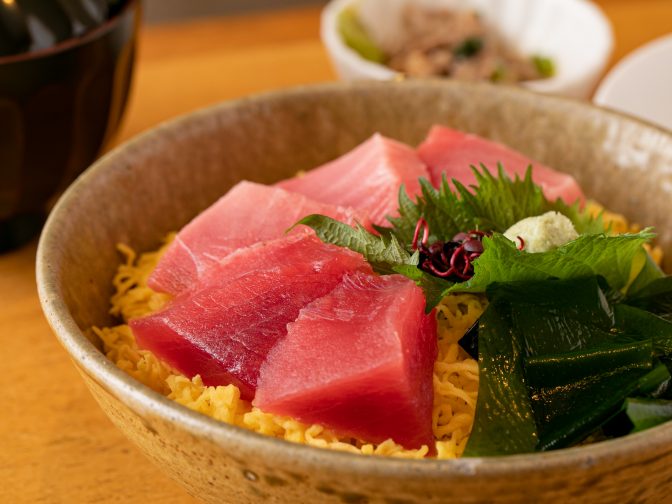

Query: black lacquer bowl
<box><xmin>0</xmin><ymin>0</ymin><xmax>139</xmax><ymax>252</ymax></box>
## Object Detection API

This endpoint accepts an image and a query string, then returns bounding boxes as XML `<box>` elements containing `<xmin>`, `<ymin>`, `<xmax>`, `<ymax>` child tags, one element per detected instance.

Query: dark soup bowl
<box><xmin>0</xmin><ymin>0</ymin><xmax>139</xmax><ymax>252</ymax></box>
<box><xmin>37</xmin><ymin>81</ymin><xmax>672</xmax><ymax>503</ymax></box>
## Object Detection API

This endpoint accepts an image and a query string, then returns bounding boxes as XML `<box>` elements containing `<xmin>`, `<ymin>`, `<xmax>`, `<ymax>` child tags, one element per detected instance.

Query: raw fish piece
<box><xmin>254</xmin><ymin>272</ymin><xmax>437</xmax><ymax>451</ymax></box>
<box><xmin>418</xmin><ymin>125</ymin><xmax>584</xmax><ymax>204</ymax></box>
<box><xmin>131</xmin><ymin>234</ymin><xmax>372</xmax><ymax>400</ymax></box>
<box><xmin>148</xmin><ymin>181</ymin><xmax>365</xmax><ymax>295</ymax></box>
<box><xmin>277</xmin><ymin>134</ymin><xmax>429</xmax><ymax>226</ymax></box>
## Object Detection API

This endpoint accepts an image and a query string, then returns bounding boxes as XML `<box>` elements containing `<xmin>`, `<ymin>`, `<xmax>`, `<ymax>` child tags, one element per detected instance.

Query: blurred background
<box><xmin>145</xmin><ymin>0</ymin><xmax>326</xmax><ymax>22</ymax></box>
<box><xmin>2</xmin><ymin>2</ymin><xmax>672</xmax><ymax>503</ymax></box>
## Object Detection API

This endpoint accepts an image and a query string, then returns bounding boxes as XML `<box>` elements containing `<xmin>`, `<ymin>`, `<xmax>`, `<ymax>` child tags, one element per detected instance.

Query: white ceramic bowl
<box><xmin>321</xmin><ymin>0</ymin><xmax>614</xmax><ymax>99</ymax></box>
<box><xmin>594</xmin><ymin>34</ymin><xmax>672</xmax><ymax>132</ymax></box>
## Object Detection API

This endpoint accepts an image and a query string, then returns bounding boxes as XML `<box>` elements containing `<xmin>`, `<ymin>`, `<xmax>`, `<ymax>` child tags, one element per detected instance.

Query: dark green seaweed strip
<box><xmin>492</xmin><ymin>276</ymin><xmax>616</xmax><ymax>356</ymax></box>
<box><xmin>614</xmin><ymin>304</ymin><xmax>672</xmax><ymax>354</ymax></box>
<box><xmin>465</xmin><ymin>276</ymin><xmax>667</xmax><ymax>455</ymax></box>
<box><xmin>463</xmin><ymin>301</ymin><xmax>537</xmax><ymax>456</ymax></box>
<box><xmin>626</xmin><ymin>276</ymin><xmax>672</xmax><ymax>321</ymax></box>
<box><xmin>525</xmin><ymin>340</ymin><xmax>654</xmax><ymax>388</ymax></box>
<box><xmin>635</xmin><ymin>362</ymin><xmax>672</xmax><ymax>398</ymax></box>
<box><xmin>525</xmin><ymin>340</ymin><xmax>653</xmax><ymax>451</ymax></box>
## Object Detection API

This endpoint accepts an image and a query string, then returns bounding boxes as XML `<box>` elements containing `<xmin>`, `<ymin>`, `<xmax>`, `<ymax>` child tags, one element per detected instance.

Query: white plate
<box><xmin>594</xmin><ymin>34</ymin><xmax>672</xmax><ymax>131</ymax></box>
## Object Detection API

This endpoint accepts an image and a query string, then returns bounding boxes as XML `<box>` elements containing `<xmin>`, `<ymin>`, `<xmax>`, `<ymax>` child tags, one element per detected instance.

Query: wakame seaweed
<box><xmin>462</xmin><ymin>298</ymin><xmax>538</xmax><ymax>456</ymax></box>
<box><xmin>627</xmin><ymin>276</ymin><xmax>672</xmax><ymax>321</ymax></box>
<box><xmin>464</xmin><ymin>276</ymin><xmax>672</xmax><ymax>456</ymax></box>
<box><xmin>526</xmin><ymin>340</ymin><xmax>653</xmax><ymax>451</ymax></box>
<box><xmin>624</xmin><ymin>398</ymin><xmax>672</xmax><ymax>432</ymax></box>
<box><xmin>614</xmin><ymin>304</ymin><xmax>672</xmax><ymax>354</ymax></box>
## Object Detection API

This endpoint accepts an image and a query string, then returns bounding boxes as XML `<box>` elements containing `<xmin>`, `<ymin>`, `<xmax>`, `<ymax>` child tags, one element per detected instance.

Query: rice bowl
<box><xmin>37</xmin><ymin>81</ymin><xmax>672</xmax><ymax>503</ymax></box>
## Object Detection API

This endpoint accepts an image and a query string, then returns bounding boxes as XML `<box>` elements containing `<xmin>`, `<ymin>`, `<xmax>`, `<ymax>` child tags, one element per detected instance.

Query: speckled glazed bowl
<box><xmin>37</xmin><ymin>81</ymin><xmax>672</xmax><ymax>504</ymax></box>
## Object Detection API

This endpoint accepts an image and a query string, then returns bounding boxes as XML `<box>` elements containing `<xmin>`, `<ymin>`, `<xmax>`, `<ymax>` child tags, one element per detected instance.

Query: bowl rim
<box><xmin>320</xmin><ymin>0</ymin><xmax>614</xmax><ymax>96</ymax></box>
<box><xmin>0</xmin><ymin>0</ymin><xmax>139</xmax><ymax>66</ymax></box>
<box><xmin>593</xmin><ymin>33</ymin><xmax>672</xmax><ymax>131</ymax></box>
<box><xmin>36</xmin><ymin>80</ymin><xmax>672</xmax><ymax>479</ymax></box>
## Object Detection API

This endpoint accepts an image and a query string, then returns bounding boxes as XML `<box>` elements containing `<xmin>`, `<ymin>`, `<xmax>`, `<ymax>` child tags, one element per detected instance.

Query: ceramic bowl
<box><xmin>321</xmin><ymin>0</ymin><xmax>614</xmax><ymax>99</ymax></box>
<box><xmin>37</xmin><ymin>81</ymin><xmax>672</xmax><ymax>504</ymax></box>
<box><xmin>0</xmin><ymin>0</ymin><xmax>139</xmax><ymax>252</ymax></box>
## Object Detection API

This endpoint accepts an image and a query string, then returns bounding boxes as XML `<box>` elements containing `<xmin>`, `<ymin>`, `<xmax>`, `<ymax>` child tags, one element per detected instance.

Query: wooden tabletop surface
<box><xmin>1</xmin><ymin>2</ymin><xmax>670</xmax><ymax>502</ymax></box>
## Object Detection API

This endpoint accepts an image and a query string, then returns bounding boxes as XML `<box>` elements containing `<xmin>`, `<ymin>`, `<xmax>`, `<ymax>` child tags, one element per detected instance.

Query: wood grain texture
<box><xmin>1</xmin><ymin>3</ymin><xmax>670</xmax><ymax>503</ymax></box>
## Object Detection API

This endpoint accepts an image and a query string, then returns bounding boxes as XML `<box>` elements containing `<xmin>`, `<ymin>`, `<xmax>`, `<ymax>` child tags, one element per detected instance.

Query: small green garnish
<box><xmin>450</xmin><ymin>230</ymin><xmax>656</xmax><ymax>294</ymax></box>
<box><xmin>454</xmin><ymin>37</ymin><xmax>484</xmax><ymax>59</ymax></box>
<box><xmin>532</xmin><ymin>55</ymin><xmax>555</xmax><ymax>78</ymax></box>
<box><xmin>337</xmin><ymin>7</ymin><xmax>386</xmax><ymax>64</ymax></box>
<box><xmin>624</xmin><ymin>398</ymin><xmax>672</xmax><ymax>433</ymax></box>
<box><xmin>490</xmin><ymin>64</ymin><xmax>507</xmax><ymax>83</ymax></box>
<box><xmin>293</xmin><ymin>215</ymin><xmax>414</xmax><ymax>276</ymax></box>
<box><xmin>297</xmin><ymin>166</ymin><xmax>648</xmax><ymax>309</ymax></box>
<box><xmin>387</xmin><ymin>165</ymin><xmax>605</xmax><ymax>246</ymax></box>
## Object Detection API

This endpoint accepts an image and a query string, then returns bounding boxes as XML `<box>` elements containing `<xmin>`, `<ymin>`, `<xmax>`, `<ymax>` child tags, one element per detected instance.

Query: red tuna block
<box><xmin>418</xmin><ymin>125</ymin><xmax>584</xmax><ymax>204</ymax></box>
<box><xmin>254</xmin><ymin>272</ymin><xmax>438</xmax><ymax>451</ymax></box>
<box><xmin>276</xmin><ymin>134</ymin><xmax>429</xmax><ymax>227</ymax></box>
<box><xmin>131</xmin><ymin>234</ymin><xmax>372</xmax><ymax>400</ymax></box>
<box><xmin>148</xmin><ymin>181</ymin><xmax>365</xmax><ymax>295</ymax></box>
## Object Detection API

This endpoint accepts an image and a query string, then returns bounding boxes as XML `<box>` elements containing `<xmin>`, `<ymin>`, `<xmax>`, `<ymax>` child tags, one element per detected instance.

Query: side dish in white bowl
<box><xmin>321</xmin><ymin>0</ymin><xmax>614</xmax><ymax>98</ymax></box>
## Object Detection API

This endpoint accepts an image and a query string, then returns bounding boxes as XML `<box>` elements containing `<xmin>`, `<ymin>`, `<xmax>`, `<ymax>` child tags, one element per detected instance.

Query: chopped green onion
<box><xmin>490</xmin><ymin>64</ymin><xmax>507</xmax><ymax>83</ymax></box>
<box><xmin>337</xmin><ymin>7</ymin><xmax>386</xmax><ymax>64</ymax></box>
<box><xmin>532</xmin><ymin>55</ymin><xmax>555</xmax><ymax>77</ymax></box>
<box><xmin>454</xmin><ymin>37</ymin><xmax>483</xmax><ymax>59</ymax></box>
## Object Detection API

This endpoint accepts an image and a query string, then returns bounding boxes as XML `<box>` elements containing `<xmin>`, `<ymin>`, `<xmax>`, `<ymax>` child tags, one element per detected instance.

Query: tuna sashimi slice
<box><xmin>148</xmin><ymin>181</ymin><xmax>366</xmax><ymax>295</ymax></box>
<box><xmin>254</xmin><ymin>272</ymin><xmax>438</xmax><ymax>451</ymax></box>
<box><xmin>418</xmin><ymin>125</ymin><xmax>584</xmax><ymax>204</ymax></box>
<box><xmin>131</xmin><ymin>234</ymin><xmax>372</xmax><ymax>400</ymax></box>
<box><xmin>276</xmin><ymin>134</ymin><xmax>429</xmax><ymax>227</ymax></box>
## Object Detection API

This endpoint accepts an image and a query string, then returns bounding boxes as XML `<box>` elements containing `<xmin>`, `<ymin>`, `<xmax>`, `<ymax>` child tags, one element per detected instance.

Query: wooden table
<box><xmin>1</xmin><ymin>2</ymin><xmax>670</xmax><ymax>502</ymax></box>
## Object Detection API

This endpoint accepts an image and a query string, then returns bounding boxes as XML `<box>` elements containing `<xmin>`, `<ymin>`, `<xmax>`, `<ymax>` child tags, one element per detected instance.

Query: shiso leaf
<box><xmin>383</xmin><ymin>184</ymin><xmax>423</xmax><ymax>245</ymax></box>
<box><xmin>452</xmin><ymin>165</ymin><xmax>548</xmax><ymax>233</ymax></box>
<box><xmin>384</xmin><ymin>165</ymin><xmax>604</xmax><ymax>247</ymax></box>
<box><xmin>392</xmin><ymin>263</ymin><xmax>453</xmax><ymax>312</ymax></box>
<box><xmin>301</xmin><ymin>168</ymin><xmax>646</xmax><ymax>308</ymax></box>
<box><xmin>295</xmin><ymin>215</ymin><xmax>412</xmax><ymax>275</ymax></box>
<box><xmin>450</xmin><ymin>231</ymin><xmax>655</xmax><ymax>294</ymax></box>
<box><xmin>625</xmin><ymin>249</ymin><xmax>665</xmax><ymax>295</ymax></box>
<box><xmin>296</xmin><ymin>215</ymin><xmax>451</xmax><ymax>310</ymax></box>
<box><xmin>387</xmin><ymin>177</ymin><xmax>473</xmax><ymax>248</ymax></box>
